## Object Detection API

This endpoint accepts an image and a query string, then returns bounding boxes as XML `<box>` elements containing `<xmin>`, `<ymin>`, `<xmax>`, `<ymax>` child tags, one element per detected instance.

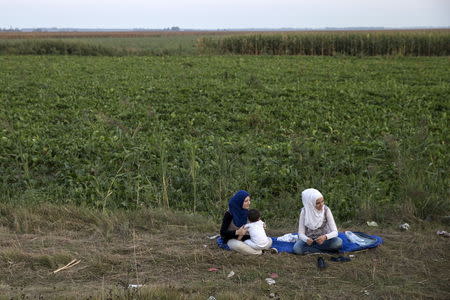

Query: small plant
<box><xmin>186</xmin><ymin>140</ymin><xmax>199</xmax><ymax>213</ymax></box>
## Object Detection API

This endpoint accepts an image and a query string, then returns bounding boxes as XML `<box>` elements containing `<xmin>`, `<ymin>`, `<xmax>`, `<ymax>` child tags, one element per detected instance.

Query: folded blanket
<box><xmin>217</xmin><ymin>232</ymin><xmax>383</xmax><ymax>254</ymax></box>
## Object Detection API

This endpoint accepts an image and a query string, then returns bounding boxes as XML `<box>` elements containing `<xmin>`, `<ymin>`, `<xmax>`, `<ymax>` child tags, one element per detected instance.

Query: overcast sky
<box><xmin>2</xmin><ymin>0</ymin><xmax>449</xmax><ymax>29</ymax></box>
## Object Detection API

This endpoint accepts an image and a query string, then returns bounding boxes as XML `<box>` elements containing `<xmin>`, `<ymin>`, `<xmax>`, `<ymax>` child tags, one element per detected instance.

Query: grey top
<box><xmin>298</xmin><ymin>206</ymin><xmax>338</xmax><ymax>242</ymax></box>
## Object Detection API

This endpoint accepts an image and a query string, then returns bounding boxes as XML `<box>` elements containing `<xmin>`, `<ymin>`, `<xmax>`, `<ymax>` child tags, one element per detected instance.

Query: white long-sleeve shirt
<box><xmin>244</xmin><ymin>220</ymin><xmax>271</xmax><ymax>248</ymax></box>
<box><xmin>297</xmin><ymin>206</ymin><xmax>338</xmax><ymax>242</ymax></box>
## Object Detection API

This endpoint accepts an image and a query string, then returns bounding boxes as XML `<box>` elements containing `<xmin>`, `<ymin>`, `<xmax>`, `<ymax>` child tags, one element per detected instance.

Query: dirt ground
<box><xmin>0</xmin><ymin>205</ymin><xmax>449</xmax><ymax>299</ymax></box>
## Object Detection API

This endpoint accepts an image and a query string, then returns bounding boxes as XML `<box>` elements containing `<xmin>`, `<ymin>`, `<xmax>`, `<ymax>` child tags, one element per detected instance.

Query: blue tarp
<box><xmin>217</xmin><ymin>232</ymin><xmax>383</xmax><ymax>254</ymax></box>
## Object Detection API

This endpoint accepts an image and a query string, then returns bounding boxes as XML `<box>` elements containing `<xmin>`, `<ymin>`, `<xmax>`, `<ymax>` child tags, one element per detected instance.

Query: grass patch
<box><xmin>0</xmin><ymin>203</ymin><xmax>215</xmax><ymax>235</ymax></box>
<box><xmin>0</xmin><ymin>204</ymin><xmax>448</xmax><ymax>298</ymax></box>
<box><xmin>0</xmin><ymin>33</ymin><xmax>208</xmax><ymax>56</ymax></box>
<box><xmin>0</xmin><ymin>40</ymin><xmax>121</xmax><ymax>56</ymax></box>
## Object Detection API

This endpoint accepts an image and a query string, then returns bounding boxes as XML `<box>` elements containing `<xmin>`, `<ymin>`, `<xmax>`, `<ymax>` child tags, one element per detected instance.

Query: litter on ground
<box><xmin>399</xmin><ymin>223</ymin><xmax>410</xmax><ymax>231</ymax></box>
<box><xmin>208</xmin><ymin>267</ymin><xmax>219</xmax><ymax>272</ymax></box>
<box><xmin>128</xmin><ymin>284</ymin><xmax>143</xmax><ymax>289</ymax></box>
<box><xmin>436</xmin><ymin>230</ymin><xmax>450</xmax><ymax>237</ymax></box>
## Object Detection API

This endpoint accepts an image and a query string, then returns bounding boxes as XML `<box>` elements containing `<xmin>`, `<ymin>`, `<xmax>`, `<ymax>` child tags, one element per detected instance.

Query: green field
<box><xmin>1</xmin><ymin>55</ymin><xmax>448</xmax><ymax>221</ymax></box>
<box><xmin>0</xmin><ymin>33</ymin><xmax>449</xmax><ymax>298</ymax></box>
<box><xmin>0</xmin><ymin>35</ymin><xmax>202</xmax><ymax>55</ymax></box>
<box><xmin>1</xmin><ymin>30</ymin><xmax>449</xmax><ymax>56</ymax></box>
<box><xmin>199</xmin><ymin>31</ymin><xmax>450</xmax><ymax>56</ymax></box>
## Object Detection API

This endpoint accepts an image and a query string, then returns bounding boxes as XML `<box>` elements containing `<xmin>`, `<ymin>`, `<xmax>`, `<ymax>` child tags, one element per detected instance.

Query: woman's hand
<box><xmin>315</xmin><ymin>235</ymin><xmax>327</xmax><ymax>245</ymax></box>
<box><xmin>306</xmin><ymin>238</ymin><xmax>314</xmax><ymax>245</ymax></box>
<box><xmin>236</xmin><ymin>226</ymin><xmax>247</xmax><ymax>236</ymax></box>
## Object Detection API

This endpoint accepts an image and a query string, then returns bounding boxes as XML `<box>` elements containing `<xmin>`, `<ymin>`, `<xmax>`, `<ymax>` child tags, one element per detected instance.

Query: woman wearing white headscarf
<box><xmin>293</xmin><ymin>188</ymin><xmax>342</xmax><ymax>255</ymax></box>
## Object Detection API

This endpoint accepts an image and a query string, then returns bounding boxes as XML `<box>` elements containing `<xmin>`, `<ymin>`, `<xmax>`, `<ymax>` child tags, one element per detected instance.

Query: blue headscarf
<box><xmin>228</xmin><ymin>190</ymin><xmax>250</xmax><ymax>227</ymax></box>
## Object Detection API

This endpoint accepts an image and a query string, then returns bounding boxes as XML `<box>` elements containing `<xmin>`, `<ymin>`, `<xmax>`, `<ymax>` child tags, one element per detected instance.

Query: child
<box><xmin>242</xmin><ymin>209</ymin><xmax>275</xmax><ymax>252</ymax></box>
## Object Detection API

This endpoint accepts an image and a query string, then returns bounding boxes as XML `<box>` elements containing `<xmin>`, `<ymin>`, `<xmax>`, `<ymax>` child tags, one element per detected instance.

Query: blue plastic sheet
<box><xmin>217</xmin><ymin>232</ymin><xmax>383</xmax><ymax>254</ymax></box>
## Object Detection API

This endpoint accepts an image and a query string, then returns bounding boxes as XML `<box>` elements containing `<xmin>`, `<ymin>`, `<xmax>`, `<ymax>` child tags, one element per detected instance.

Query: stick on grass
<box><xmin>52</xmin><ymin>259</ymin><xmax>81</xmax><ymax>274</ymax></box>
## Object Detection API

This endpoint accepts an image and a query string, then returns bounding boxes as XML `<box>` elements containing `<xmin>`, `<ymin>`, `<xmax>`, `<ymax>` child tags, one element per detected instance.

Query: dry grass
<box><xmin>0</xmin><ymin>31</ymin><xmax>228</xmax><ymax>39</ymax></box>
<box><xmin>1</xmin><ymin>29</ymin><xmax>448</xmax><ymax>39</ymax></box>
<box><xmin>0</xmin><ymin>204</ymin><xmax>449</xmax><ymax>299</ymax></box>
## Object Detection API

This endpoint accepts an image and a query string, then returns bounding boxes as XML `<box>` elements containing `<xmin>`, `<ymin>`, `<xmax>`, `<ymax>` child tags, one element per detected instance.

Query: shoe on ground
<box><xmin>263</xmin><ymin>248</ymin><xmax>278</xmax><ymax>254</ymax></box>
<box><xmin>317</xmin><ymin>256</ymin><xmax>327</xmax><ymax>269</ymax></box>
<box><xmin>269</xmin><ymin>247</ymin><xmax>278</xmax><ymax>254</ymax></box>
<box><xmin>331</xmin><ymin>256</ymin><xmax>351</xmax><ymax>262</ymax></box>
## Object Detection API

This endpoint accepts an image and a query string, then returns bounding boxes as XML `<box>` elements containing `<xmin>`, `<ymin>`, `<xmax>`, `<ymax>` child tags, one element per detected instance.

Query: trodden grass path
<box><xmin>0</xmin><ymin>204</ymin><xmax>449</xmax><ymax>299</ymax></box>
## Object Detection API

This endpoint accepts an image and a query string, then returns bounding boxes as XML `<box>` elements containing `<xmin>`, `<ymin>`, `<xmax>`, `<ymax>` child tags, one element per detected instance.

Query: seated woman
<box><xmin>219</xmin><ymin>190</ymin><xmax>262</xmax><ymax>255</ymax></box>
<box><xmin>293</xmin><ymin>188</ymin><xmax>343</xmax><ymax>255</ymax></box>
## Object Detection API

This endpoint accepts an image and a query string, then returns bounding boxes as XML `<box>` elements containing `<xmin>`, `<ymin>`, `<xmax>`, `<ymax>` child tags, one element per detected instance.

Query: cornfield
<box><xmin>197</xmin><ymin>30</ymin><xmax>450</xmax><ymax>56</ymax></box>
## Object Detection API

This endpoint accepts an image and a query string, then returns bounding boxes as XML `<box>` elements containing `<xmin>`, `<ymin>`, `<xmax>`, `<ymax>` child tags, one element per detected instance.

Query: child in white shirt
<box><xmin>242</xmin><ymin>209</ymin><xmax>273</xmax><ymax>251</ymax></box>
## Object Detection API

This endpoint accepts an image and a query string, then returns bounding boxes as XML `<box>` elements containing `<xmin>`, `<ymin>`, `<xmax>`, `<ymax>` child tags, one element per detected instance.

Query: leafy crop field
<box><xmin>0</xmin><ymin>55</ymin><xmax>448</xmax><ymax>221</ymax></box>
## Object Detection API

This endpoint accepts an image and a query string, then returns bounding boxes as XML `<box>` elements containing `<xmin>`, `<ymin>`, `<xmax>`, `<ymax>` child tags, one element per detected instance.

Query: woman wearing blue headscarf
<box><xmin>219</xmin><ymin>190</ymin><xmax>262</xmax><ymax>255</ymax></box>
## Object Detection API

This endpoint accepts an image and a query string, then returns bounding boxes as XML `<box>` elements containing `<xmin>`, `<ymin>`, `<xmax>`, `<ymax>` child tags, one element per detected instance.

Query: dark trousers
<box><xmin>293</xmin><ymin>237</ymin><xmax>343</xmax><ymax>255</ymax></box>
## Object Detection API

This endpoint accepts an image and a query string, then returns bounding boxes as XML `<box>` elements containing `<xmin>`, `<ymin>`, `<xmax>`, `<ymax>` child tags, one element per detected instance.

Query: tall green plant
<box><xmin>197</xmin><ymin>31</ymin><xmax>450</xmax><ymax>56</ymax></box>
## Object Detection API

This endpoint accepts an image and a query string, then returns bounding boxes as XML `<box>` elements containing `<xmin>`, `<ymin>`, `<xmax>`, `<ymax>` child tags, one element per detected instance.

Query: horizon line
<box><xmin>2</xmin><ymin>25</ymin><xmax>450</xmax><ymax>32</ymax></box>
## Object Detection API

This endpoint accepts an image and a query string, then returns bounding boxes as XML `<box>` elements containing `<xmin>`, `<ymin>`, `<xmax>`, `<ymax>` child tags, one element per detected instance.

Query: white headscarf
<box><xmin>301</xmin><ymin>188</ymin><xmax>325</xmax><ymax>230</ymax></box>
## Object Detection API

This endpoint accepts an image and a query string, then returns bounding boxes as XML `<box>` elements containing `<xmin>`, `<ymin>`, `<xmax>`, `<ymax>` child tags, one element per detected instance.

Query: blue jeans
<box><xmin>293</xmin><ymin>237</ymin><xmax>343</xmax><ymax>255</ymax></box>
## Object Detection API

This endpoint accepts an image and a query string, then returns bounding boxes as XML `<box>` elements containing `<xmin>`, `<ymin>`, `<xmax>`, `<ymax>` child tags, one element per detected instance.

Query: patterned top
<box><xmin>305</xmin><ymin>207</ymin><xmax>329</xmax><ymax>240</ymax></box>
<box><xmin>298</xmin><ymin>206</ymin><xmax>338</xmax><ymax>242</ymax></box>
